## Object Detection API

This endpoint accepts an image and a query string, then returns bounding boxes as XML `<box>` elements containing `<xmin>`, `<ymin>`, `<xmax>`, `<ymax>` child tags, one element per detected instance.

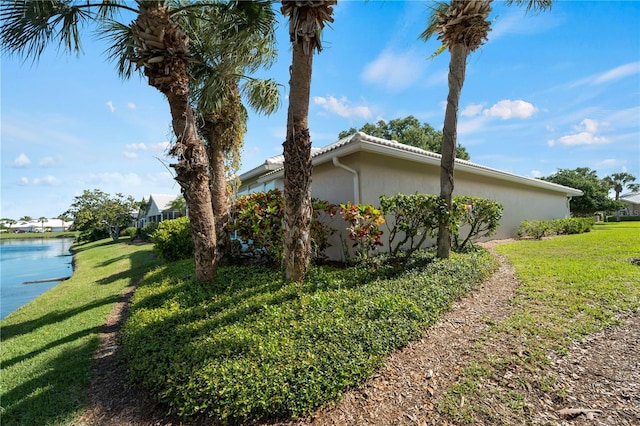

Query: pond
<box><xmin>0</xmin><ymin>238</ymin><xmax>74</xmax><ymax>319</ymax></box>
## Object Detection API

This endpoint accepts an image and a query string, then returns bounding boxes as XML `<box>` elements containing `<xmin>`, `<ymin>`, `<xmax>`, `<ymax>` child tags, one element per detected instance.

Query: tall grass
<box><xmin>0</xmin><ymin>238</ymin><xmax>160</xmax><ymax>425</ymax></box>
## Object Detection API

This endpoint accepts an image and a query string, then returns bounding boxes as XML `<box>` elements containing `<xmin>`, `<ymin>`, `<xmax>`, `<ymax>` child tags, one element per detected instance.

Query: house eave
<box><xmin>245</xmin><ymin>132</ymin><xmax>584</xmax><ymax>198</ymax></box>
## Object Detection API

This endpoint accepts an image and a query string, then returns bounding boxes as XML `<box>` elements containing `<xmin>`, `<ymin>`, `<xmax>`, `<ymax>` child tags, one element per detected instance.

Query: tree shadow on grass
<box><xmin>0</xmin><ymin>295</ymin><xmax>120</xmax><ymax>341</ymax></box>
<box><xmin>1</xmin><ymin>338</ymin><xmax>100</xmax><ymax>426</ymax></box>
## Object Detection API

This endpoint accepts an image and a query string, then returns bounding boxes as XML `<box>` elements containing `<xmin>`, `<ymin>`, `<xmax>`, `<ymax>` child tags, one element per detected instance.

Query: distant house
<box><xmin>239</xmin><ymin>132</ymin><xmax>583</xmax><ymax>253</ymax></box>
<box><xmin>619</xmin><ymin>192</ymin><xmax>640</xmax><ymax>216</ymax></box>
<box><xmin>3</xmin><ymin>218</ymin><xmax>73</xmax><ymax>233</ymax></box>
<box><xmin>138</xmin><ymin>194</ymin><xmax>183</xmax><ymax>228</ymax></box>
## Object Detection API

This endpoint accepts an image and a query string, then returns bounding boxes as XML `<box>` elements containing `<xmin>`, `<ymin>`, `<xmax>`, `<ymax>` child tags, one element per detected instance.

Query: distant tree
<box><xmin>65</xmin><ymin>189</ymin><xmax>139</xmax><ymax>242</ymax></box>
<box><xmin>603</xmin><ymin>172</ymin><xmax>638</xmax><ymax>200</ymax></box>
<box><xmin>56</xmin><ymin>214</ymin><xmax>72</xmax><ymax>223</ymax></box>
<box><xmin>38</xmin><ymin>216</ymin><xmax>48</xmax><ymax>231</ymax></box>
<box><xmin>1</xmin><ymin>218</ymin><xmax>16</xmax><ymax>230</ymax></box>
<box><xmin>19</xmin><ymin>216</ymin><xmax>32</xmax><ymax>222</ymax></box>
<box><xmin>541</xmin><ymin>167</ymin><xmax>621</xmax><ymax>215</ymax></box>
<box><xmin>338</xmin><ymin>116</ymin><xmax>470</xmax><ymax>160</ymax></box>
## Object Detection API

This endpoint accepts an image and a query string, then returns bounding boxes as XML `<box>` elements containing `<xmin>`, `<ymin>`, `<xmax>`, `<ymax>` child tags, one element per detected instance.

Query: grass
<box><xmin>437</xmin><ymin>222</ymin><xmax>640</xmax><ymax>423</ymax></box>
<box><xmin>0</xmin><ymin>237</ymin><xmax>160</xmax><ymax>426</ymax></box>
<box><xmin>0</xmin><ymin>231</ymin><xmax>79</xmax><ymax>240</ymax></box>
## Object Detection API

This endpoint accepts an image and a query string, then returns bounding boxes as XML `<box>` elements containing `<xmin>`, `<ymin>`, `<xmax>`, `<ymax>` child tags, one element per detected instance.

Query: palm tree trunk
<box><xmin>437</xmin><ymin>43</ymin><xmax>468</xmax><ymax>259</ymax></box>
<box><xmin>135</xmin><ymin>4</ymin><xmax>217</xmax><ymax>282</ymax></box>
<box><xmin>205</xmin><ymin>122</ymin><xmax>232</xmax><ymax>261</ymax></box>
<box><xmin>167</xmin><ymin>94</ymin><xmax>217</xmax><ymax>282</ymax></box>
<box><xmin>284</xmin><ymin>41</ymin><xmax>313</xmax><ymax>282</ymax></box>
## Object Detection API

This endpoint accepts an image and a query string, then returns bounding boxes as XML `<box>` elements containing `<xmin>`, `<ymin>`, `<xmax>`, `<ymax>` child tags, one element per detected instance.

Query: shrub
<box><xmin>123</xmin><ymin>226</ymin><xmax>138</xmax><ymax>239</ymax></box>
<box><xmin>139</xmin><ymin>222</ymin><xmax>159</xmax><ymax>242</ymax></box>
<box><xmin>380</xmin><ymin>193</ymin><xmax>441</xmax><ymax>259</ymax></box>
<box><xmin>229</xmin><ymin>189</ymin><xmax>284</xmax><ymax>264</ymax></box>
<box><xmin>121</xmin><ymin>250</ymin><xmax>497</xmax><ymax>423</ymax></box>
<box><xmin>310</xmin><ymin>199</ymin><xmax>339</xmax><ymax>262</ymax></box>
<box><xmin>517</xmin><ymin>217</ymin><xmax>593</xmax><ymax>239</ymax></box>
<box><xmin>453</xmin><ymin>196</ymin><xmax>503</xmax><ymax>251</ymax></box>
<box><xmin>151</xmin><ymin>217</ymin><xmax>193</xmax><ymax>262</ymax></box>
<box><xmin>339</xmin><ymin>202</ymin><xmax>385</xmax><ymax>261</ymax></box>
<box><xmin>228</xmin><ymin>190</ymin><xmax>338</xmax><ymax>265</ymax></box>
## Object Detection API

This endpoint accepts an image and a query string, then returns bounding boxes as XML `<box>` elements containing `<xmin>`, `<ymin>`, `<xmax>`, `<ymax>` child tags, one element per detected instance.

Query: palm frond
<box><xmin>1</xmin><ymin>0</ymin><xmax>90</xmax><ymax>60</ymax></box>
<box><xmin>99</xmin><ymin>19</ymin><xmax>139</xmax><ymax>79</ymax></box>
<box><xmin>419</xmin><ymin>1</ymin><xmax>449</xmax><ymax>43</ymax></box>
<box><xmin>505</xmin><ymin>0</ymin><xmax>552</xmax><ymax>13</ymax></box>
<box><xmin>241</xmin><ymin>78</ymin><xmax>281</xmax><ymax>116</ymax></box>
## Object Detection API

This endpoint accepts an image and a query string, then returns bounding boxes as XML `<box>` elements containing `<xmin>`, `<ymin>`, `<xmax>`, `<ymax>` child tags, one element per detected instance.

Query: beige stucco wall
<box><xmin>312</xmin><ymin>152</ymin><xmax>572</xmax><ymax>251</ymax></box>
<box><xmin>238</xmin><ymin>150</ymin><xmax>574</xmax><ymax>260</ymax></box>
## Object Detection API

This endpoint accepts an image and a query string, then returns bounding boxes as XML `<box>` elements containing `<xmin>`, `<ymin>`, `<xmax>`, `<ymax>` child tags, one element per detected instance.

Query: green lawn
<box><xmin>438</xmin><ymin>222</ymin><xmax>640</xmax><ymax>423</ymax></box>
<box><xmin>0</xmin><ymin>238</ymin><xmax>160</xmax><ymax>425</ymax></box>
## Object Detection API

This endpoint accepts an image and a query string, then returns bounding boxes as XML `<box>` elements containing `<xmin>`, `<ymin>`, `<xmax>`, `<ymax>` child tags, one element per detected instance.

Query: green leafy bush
<box><xmin>518</xmin><ymin>217</ymin><xmax>593</xmax><ymax>239</ymax></box>
<box><xmin>380</xmin><ymin>193</ymin><xmax>440</xmax><ymax>258</ymax></box>
<box><xmin>121</xmin><ymin>249</ymin><xmax>497</xmax><ymax>423</ymax></box>
<box><xmin>151</xmin><ymin>217</ymin><xmax>193</xmax><ymax>262</ymax></box>
<box><xmin>339</xmin><ymin>202</ymin><xmax>385</xmax><ymax>261</ymax></box>
<box><xmin>123</xmin><ymin>226</ymin><xmax>138</xmax><ymax>239</ymax></box>
<box><xmin>139</xmin><ymin>222</ymin><xmax>159</xmax><ymax>242</ymax></box>
<box><xmin>453</xmin><ymin>196</ymin><xmax>503</xmax><ymax>251</ymax></box>
<box><xmin>229</xmin><ymin>190</ymin><xmax>339</xmax><ymax>265</ymax></box>
<box><xmin>380</xmin><ymin>193</ymin><xmax>503</xmax><ymax>259</ymax></box>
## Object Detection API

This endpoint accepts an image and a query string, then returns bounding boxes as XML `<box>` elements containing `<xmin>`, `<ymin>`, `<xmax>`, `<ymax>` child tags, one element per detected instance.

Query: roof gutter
<box><xmin>332</xmin><ymin>156</ymin><xmax>360</xmax><ymax>203</ymax></box>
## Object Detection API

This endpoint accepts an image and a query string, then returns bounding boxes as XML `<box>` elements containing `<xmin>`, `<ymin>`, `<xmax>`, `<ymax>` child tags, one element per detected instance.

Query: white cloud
<box><xmin>20</xmin><ymin>177</ymin><xmax>29</xmax><ymax>185</ymax></box>
<box><xmin>14</xmin><ymin>153</ymin><xmax>31</xmax><ymax>167</ymax></box>
<box><xmin>128</xmin><ymin>102</ymin><xmax>136</xmax><ymax>109</ymax></box>
<box><xmin>88</xmin><ymin>172</ymin><xmax>143</xmax><ymax>186</ymax></box>
<box><xmin>549</xmin><ymin>118</ymin><xmax>610</xmax><ymax>147</ymax></box>
<box><xmin>362</xmin><ymin>49</ymin><xmax>425</xmax><ymax>91</ymax></box>
<box><xmin>592</xmin><ymin>62</ymin><xmax>640</xmax><ymax>84</ymax></box>
<box><xmin>570</xmin><ymin>62</ymin><xmax>640</xmax><ymax>87</ymax></box>
<box><xmin>125</xmin><ymin>142</ymin><xmax>148</xmax><ymax>150</ymax></box>
<box><xmin>483</xmin><ymin>100</ymin><xmax>537</xmax><ymax>120</ymax></box>
<box><xmin>596</xmin><ymin>159</ymin><xmax>622</xmax><ymax>168</ymax></box>
<box><xmin>124</xmin><ymin>142</ymin><xmax>169</xmax><ymax>155</ymax></box>
<box><xmin>123</xmin><ymin>151</ymin><xmax>138</xmax><ymax>159</ymax></box>
<box><xmin>106</xmin><ymin>101</ymin><xmax>116</xmax><ymax>113</ymax></box>
<box><xmin>461</xmin><ymin>103</ymin><xmax>484</xmax><ymax>117</ymax></box>
<box><xmin>33</xmin><ymin>175</ymin><xmax>61</xmax><ymax>186</ymax></box>
<box><xmin>530</xmin><ymin>170</ymin><xmax>543</xmax><ymax>178</ymax></box>
<box><xmin>313</xmin><ymin>96</ymin><xmax>372</xmax><ymax>119</ymax></box>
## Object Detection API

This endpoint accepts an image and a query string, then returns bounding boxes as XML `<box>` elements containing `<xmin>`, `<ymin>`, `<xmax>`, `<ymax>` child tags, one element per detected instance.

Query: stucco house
<box><xmin>138</xmin><ymin>194</ymin><xmax>183</xmax><ymax>228</ymax></box>
<box><xmin>619</xmin><ymin>192</ymin><xmax>640</xmax><ymax>216</ymax></box>
<box><xmin>239</xmin><ymin>132</ymin><xmax>583</xmax><ymax>246</ymax></box>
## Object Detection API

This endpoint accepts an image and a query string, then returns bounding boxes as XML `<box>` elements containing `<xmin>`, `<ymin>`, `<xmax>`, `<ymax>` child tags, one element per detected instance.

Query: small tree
<box><xmin>66</xmin><ymin>189</ymin><xmax>139</xmax><ymax>242</ymax></box>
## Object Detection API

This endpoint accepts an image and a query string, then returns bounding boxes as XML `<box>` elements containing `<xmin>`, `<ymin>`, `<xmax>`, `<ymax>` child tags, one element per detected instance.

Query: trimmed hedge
<box><xmin>121</xmin><ymin>250</ymin><xmax>497</xmax><ymax>423</ymax></box>
<box><xmin>517</xmin><ymin>217</ymin><xmax>594</xmax><ymax>239</ymax></box>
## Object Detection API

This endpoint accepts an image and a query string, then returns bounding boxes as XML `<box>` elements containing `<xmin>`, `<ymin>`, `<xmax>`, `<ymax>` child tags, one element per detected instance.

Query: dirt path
<box><xmin>76</xmin><ymin>241</ymin><xmax>639</xmax><ymax>425</ymax></box>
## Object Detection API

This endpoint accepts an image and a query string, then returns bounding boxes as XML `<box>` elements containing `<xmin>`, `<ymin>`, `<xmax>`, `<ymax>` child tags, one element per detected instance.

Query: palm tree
<box><xmin>38</xmin><ymin>216</ymin><xmax>48</xmax><ymax>232</ymax></box>
<box><xmin>603</xmin><ymin>172</ymin><xmax>638</xmax><ymax>200</ymax></box>
<box><xmin>169</xmin><ymin>194</ymin><xmax>187</xmax><ymax>216</ymax></box>
<box><xmin>182</xmin><ymin>1</ymin><xmax>280</xmax><ymax>258</ymax></box>
<box><xmin>1</xmin><ymin>0</ymin><xmax>250</xmax><ymax>282</ymax></box>
<box><xmin>281</xmin><ymin>0</ymin><xmax>336</xmax><ymax>282</ymax></box>
<box><xmin>420</xmin><ymin>0</ymin><xmax>552</xmax><ymax>259</ymax></box>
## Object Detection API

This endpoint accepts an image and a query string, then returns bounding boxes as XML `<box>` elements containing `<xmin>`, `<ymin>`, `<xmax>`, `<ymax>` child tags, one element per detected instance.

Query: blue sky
<box><xmin>2</xmin><ymin>0</ymin><xmax>639</xmax><ymax>220</ymax></box>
